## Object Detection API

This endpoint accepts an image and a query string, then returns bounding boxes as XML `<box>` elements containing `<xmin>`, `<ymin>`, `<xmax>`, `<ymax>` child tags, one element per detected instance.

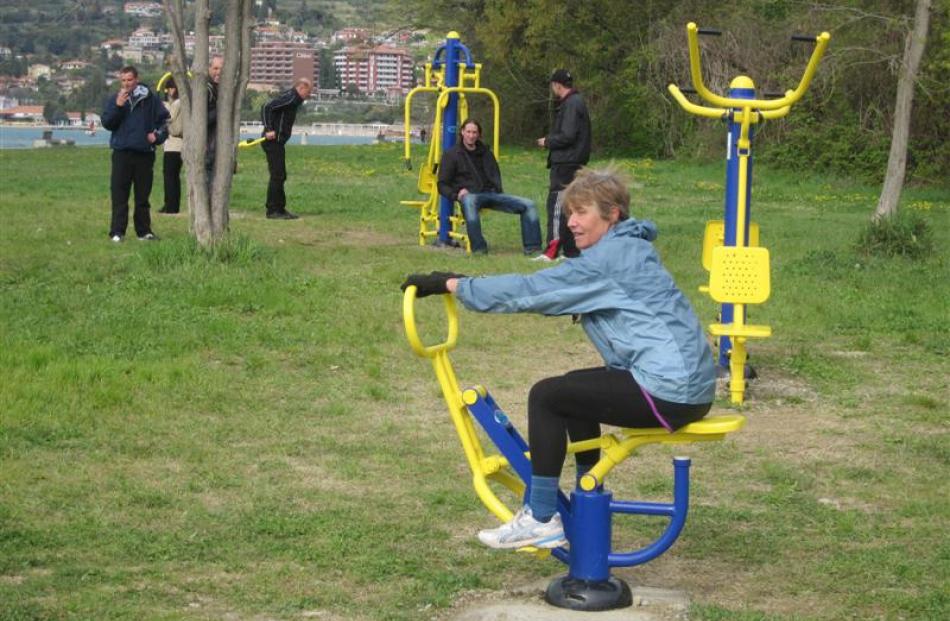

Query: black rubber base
<box><xmin>545</xmin><ymin>575</ymin><xmax>632</xmax><ymax>611</ymax></box>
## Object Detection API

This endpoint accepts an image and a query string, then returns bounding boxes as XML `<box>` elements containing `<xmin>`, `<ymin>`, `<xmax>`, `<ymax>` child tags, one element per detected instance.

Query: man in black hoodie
<box><xmin>437</xmin><ymin>119</ymin><xmax>542</xmax><ymax>255</ymax></box>
<box><xmin>260</xmin><ymin>78</ymin><xmax>313</xmax><ymax>219</ymax></box>
<box><xmin>535</xmin><ymin>68</ymin><xmax>591</xmax><ymax>261</ymax></box>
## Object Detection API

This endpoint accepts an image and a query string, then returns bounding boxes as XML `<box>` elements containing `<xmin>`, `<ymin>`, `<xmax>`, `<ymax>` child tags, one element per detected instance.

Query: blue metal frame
<box><xmin>465</xmin><ymin>389</ymin><xmax>694</xmax><ymax>575</ymax></box>
<box><xmin>718</xmin><ymin>85</ymin><xmax>756</xmax><ymax>368</ymax></box>
<box><xmin>430</xmin><ymin>35</ymin><xmax>475</xmax><ymax>244</ymax></box>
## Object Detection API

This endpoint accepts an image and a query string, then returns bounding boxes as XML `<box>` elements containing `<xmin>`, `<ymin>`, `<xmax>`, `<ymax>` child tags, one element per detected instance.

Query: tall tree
<box><xmin>874</xmin><ymin>0</ymin><xmax>933</xmax><ymax>220</ymax></box>
<box><xmin>163</xmin><ymin>0</ymin><xmax>253</xmax><ymax>246</ymax></box>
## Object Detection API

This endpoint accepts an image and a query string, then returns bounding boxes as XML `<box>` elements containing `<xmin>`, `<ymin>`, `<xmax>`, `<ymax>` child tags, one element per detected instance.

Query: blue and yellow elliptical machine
<box><xmin>669</xmin><ymin>23</ymin><xmax>830</xmax><ymax>404</ymax></box>
<box><xmin>401</xmin><ymin>32</ymin><xmax>500</xmax><ymax>254</ymax></box>
<box><xmin>403</xmin><ymin>289</ymin><xmax>745</xmax><ymax>611</ymax></box>
<box><xmin>404</xmin><ymin>22</ymin><xmax>829</xmax><ymax>611</ymax></box>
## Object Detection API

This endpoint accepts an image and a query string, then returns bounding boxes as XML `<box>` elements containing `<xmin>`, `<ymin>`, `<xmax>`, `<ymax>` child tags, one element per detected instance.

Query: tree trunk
<box><xmin>873</xmin><ymin>0</ymin><xmax>932</xmax><ymax>221</ymax></box>
<box><xmin>162</xmin><ymin>0</ymin><xmax>252</xmax><ymax>247</ymax></box>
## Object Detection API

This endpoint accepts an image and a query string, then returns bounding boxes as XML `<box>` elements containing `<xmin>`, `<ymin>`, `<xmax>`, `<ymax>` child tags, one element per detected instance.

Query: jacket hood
<box><xmin>612</xmin><ymin>217</ymin><xmax>658</xmax><ymax>242</ymax></box>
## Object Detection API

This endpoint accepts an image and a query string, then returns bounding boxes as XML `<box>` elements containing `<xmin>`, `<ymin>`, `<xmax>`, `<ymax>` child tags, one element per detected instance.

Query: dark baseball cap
<box><xmin>549</xmin><ymin>68</ymin><xmax>573</xmax><ymax>86</ymax></box>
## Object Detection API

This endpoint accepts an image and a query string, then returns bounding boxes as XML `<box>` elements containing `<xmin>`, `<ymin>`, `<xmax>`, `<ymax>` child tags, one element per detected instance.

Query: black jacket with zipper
<box><xmin>437</xmin><ymin>140</ymin><xmax>503</xmax><ymax>201</ymax></box>
<box><xmin>260</xmin><ymin>88</ymin><xmax>304</xmax><ymax>144</ymax></box>
<box><xmin>546</xmin><ymin>89</ymin><xmax>591</xmax><ymax>168</ymax></box>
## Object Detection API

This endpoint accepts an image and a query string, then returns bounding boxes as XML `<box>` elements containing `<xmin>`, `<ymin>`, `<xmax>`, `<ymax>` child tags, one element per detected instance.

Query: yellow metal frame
<box><xmin>669</xmin><ymin>23</ymin><xmax>829</xmax><ymax>404</ymax></box>
<box><xmin>401</xmin><ymin>60</ymin><xmax>501</xmax><ymax>253</ymax></box>
<box><xmin>403</xmin><ymin>287</ymin><xmax>746</xmax><ymax>528</ymax></box>
<box><xmin>707</xmin><ymin>246</ymin><xmax>773</xmax><ymax>404</ymax></box>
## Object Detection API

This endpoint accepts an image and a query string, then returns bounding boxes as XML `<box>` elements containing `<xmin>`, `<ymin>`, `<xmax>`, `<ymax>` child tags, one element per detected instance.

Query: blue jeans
<box><xmin>460</xmin><ymin>192</ymin><xmax>542</xmax><ymax>254</ymax></box>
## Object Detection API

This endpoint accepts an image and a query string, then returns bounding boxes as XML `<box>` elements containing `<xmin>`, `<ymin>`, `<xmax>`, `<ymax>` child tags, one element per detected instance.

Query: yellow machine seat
<box><xmin>577</xmin><ymin>414</ymin><xmax>746</xmax><ymax>491</ymax></box>
<box><xmin>622</xmin><ymin>413</ymin><xmax>746</xmax><ymax>439</ymax></box>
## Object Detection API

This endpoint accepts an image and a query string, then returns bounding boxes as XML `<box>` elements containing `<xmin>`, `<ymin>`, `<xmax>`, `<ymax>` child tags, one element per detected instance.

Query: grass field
<box><xmin>1</xmin><ymin>144</ymin><xmax>947</xmax><ymax>621</ymax></box>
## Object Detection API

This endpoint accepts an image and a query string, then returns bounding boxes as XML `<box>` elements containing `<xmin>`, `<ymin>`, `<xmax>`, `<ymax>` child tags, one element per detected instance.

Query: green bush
<box><xmin>856</xmin><ymin>210</ymin><xmax>935</xmax><ymax>259</ymax></box>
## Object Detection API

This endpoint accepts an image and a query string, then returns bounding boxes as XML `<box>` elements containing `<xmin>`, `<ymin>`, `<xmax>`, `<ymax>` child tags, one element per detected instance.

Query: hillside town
<box><xmin>0</xmin><ymin>1</ymin><xmax>430</xmax><ymax>128</ymax></box>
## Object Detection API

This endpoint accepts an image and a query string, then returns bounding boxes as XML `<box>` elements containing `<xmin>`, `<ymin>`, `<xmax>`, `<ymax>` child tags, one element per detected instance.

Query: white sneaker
<box><xmin>110</xmin><ymin>235</ymin><xmax>122</xmax><ymax>243</ymax></box>
<box><xmin>477</xmin><ymin>506</ymin><xmax>567</xmax><ymax>549</ymax></box>
<box><xmin>531</xmin><ymin>254</ymin><xmax>554</xmax><ymax>262</ymax></box>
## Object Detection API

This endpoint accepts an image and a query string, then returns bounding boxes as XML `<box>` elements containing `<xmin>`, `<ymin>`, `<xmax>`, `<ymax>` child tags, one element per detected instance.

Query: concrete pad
<box><xmin>445</xmin><ymin>581</ymin><xmax>689</xmax><ymax>621</ymax></box>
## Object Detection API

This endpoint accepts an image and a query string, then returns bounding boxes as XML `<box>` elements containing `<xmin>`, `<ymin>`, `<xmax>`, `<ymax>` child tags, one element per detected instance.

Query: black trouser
<box><xmin>162</xmin><ymin>151</ymin><xmax>182</xmax><ymax>213</ymax></box>
<box><xmin>527</xmin><ymin>367</ymin><xmax>711</xmax><ymax>477</ymax></box>
<box><xmin>110</xmin><ymin>149</ymin><xmax>155</xmax><ymax>237</ymax></box>
<box><xmin>544</xmin><ymin>164</ymin><xmax>581</xmax><ymax>258</ymax></box>
<box><xmin>263</xmin><ymin>141</ymin><xmax>287</xmax><ymax>213</ymax></box>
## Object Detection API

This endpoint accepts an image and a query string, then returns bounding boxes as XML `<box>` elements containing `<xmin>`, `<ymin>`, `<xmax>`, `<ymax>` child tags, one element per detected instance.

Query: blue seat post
<box><xmin>567</xmin><ymin>490</ymin><xmax>613</xmax><ymax>582</ymax></box>
<box><xmin>545</xmin><ymin>488</ymin><xmax>632</xmax><ymax>611</ymax></box>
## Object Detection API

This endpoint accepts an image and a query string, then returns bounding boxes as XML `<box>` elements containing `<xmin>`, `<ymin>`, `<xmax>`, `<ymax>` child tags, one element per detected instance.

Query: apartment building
<box><xmin>249</xmin><ymin>41</ymin><xmax>320</xmax><ymax>90</ymax></box>
<box><xmin>333</xmin><ymin>45</ymin><xmax>413</xmax><ymax>95</ymax></box>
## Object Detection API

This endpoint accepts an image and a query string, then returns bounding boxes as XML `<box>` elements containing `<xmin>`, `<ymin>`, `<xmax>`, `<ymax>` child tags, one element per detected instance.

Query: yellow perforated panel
<box><xmin>709</xmin><ymin>246</ymin><xmax>771</xmax><ymax>304</ymax></box>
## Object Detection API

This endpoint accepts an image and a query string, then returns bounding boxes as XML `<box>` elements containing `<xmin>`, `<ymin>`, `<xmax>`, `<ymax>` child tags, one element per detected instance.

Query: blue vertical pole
<box><xmin>437</xmin><ymin>32</ymin><xmax>463</xmax><ymax>244</ymax></box>
<box><xmin>567</xmin><ymin>490</ymin><xmax>612</xmax><ymax>581</ymax></box>
<box><xmin>718</xmin><ymin>78</ymin><xmax>756</xmax><ymax>369</ymax></box>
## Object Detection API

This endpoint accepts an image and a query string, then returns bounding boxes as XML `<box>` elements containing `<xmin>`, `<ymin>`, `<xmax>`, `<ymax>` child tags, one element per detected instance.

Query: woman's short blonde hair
<box><xmin>563</xmin><ymin>167</ymin><xmax>630</xmax><ymax>221</ymax></box>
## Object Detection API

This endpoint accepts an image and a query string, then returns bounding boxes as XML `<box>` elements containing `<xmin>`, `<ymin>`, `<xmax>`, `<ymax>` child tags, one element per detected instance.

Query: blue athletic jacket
<box><xmin>455</xmin><ymin>218</ymin><xmax>716</xmax><ymax>405</ymax></box>
<box><xmin>101</xmin><ymin>85</ymin><xmax>169</xmax><ymax>152</ymax></box>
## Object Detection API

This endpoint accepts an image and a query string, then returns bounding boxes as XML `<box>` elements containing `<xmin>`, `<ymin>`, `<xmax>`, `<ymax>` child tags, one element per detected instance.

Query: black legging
<box><xmin>527</xmin><ymin>367</ymin><xmax>711</xmax><ymax>477</ymax></box>
<box><xmin>162</xmin><ymin>151</ymin><xmax>182</xmax><ymax>213</ymax></box>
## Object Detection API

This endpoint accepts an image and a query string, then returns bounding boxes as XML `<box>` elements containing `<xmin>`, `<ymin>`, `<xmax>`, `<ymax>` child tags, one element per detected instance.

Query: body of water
<box><xmin>0</xmin><ymin>125</ymin><xmax>378</xmax><ymax>149</ymax></box>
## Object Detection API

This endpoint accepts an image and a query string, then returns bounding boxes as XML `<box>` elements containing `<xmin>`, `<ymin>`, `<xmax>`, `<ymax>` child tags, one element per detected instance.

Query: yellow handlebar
<box><xmin>666</xmin><ymin>85</ymin><xmax>726</xmax><ymax>119</ymax></box>
<box><xmin>156</xmin><ymin>71</ymin><xmax>193</xmax><ymax>92</ymax></box>
<box><xmin>402</xmin><ymin>287</ymin><xmax>459</xmax><ymax>358</ymax></box>
<box><xmin>403</xmin><ymin>85</ymin><xmax>440</xmax><ymax>161</ymax></box>
<box><xmin>683</xmin><ymin>22</ymin><xmax>830</xmax><ymax>111</ymax></box>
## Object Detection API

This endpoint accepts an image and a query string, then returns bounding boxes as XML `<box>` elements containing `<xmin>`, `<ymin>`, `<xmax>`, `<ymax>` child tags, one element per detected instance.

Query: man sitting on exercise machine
<box><xmin>437</xmin><ymin>118</ymin><xmax>542</xmax><ymax>256</ymax></box>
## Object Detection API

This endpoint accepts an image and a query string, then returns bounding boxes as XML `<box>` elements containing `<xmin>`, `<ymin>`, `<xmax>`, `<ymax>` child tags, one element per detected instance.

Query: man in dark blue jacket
<box><xmin>101</xmin><ymin>66</ymin><xmax>169</xmax><ymax>242</ymax></box>
<box><xmin>260</xmin><ymin>78</ymin><xmax>312</xmax><ymax>219</ymax></box>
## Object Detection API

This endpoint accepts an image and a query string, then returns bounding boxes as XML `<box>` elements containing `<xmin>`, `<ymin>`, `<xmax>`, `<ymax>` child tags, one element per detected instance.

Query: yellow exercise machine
<box><xmin>401</xmin><ymin>32</ymin><xmax>500</xmax><ymax>253</ymax></box>
<box><xmin>668</xmin><ymin>23</ymin><xmax>830</xmax><ymax>404</ymax></box>
<box><xmin>403</xmin><ymin>286</ymin><xmax>745</xmax><ymax>610</ymax></box>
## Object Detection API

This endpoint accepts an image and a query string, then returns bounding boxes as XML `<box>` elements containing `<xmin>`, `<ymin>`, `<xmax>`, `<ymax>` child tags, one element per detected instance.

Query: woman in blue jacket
<box><xmin>401</xmin><ymin>168</ymin><xmax>716</xmax><ymax>550</ymax></box>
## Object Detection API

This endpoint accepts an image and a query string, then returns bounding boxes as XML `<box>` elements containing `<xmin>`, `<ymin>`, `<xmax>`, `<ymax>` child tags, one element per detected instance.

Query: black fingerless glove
<box><xmin>400</xmin><ymin>272</ymin><xmax>466</xmax><ymax>298</ymax></box>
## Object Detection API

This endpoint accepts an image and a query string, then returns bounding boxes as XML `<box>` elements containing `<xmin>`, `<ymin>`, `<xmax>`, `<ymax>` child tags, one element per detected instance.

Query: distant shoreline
<box><xmin>0</xmin><ymin>123</ymin><xmax>97</xmax><ymax>130</ymax></box>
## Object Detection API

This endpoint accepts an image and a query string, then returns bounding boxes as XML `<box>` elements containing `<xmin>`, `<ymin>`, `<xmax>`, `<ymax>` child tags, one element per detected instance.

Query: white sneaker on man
<box><xmin>477</xmin><ymin>506</ymin><xmax>567</xmax><ymax>549</ymax></box>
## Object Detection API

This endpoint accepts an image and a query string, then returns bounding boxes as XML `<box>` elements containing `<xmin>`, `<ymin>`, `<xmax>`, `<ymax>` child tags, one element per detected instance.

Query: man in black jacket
<box><xmin>260</xmin><ymin>78</ymin><xmax>312</xmax><ymax>219</ymax></box>
<box><xmin>535</xmin><ymin>69</ymin><xmax>591</xmax><ymax>261</ymax></box>
<box><xmin>437</xmin><ymin>119</ymin><xmax>541</xmax><ymax>255</ymax></box>
<box><xmin>101</xmin><ymin>65</ymin><xmax>169</xmax><ymax>242</ymax></box>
